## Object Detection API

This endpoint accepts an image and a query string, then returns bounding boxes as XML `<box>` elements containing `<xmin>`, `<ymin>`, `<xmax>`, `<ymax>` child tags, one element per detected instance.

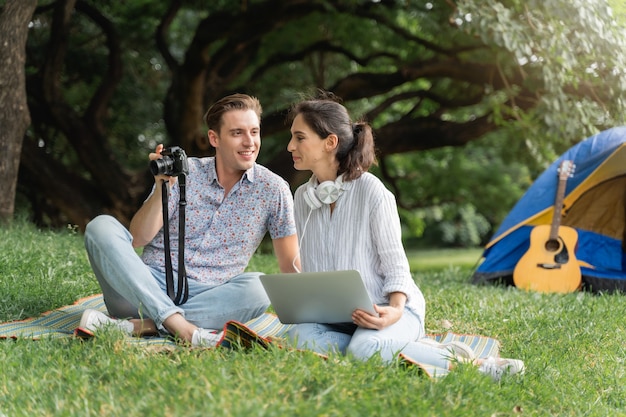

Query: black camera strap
<box><xmin>161</xmin><ymin>175</ymin><xmax>189</xmax><ymax>305</ymax></box>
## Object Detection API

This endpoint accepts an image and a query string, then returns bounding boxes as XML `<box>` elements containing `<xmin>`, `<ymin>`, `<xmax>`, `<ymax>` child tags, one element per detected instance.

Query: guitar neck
<box><xmin>550</xmin><ymin>175</ymin><xmax>567</xmax><ymax>240</ymax></box>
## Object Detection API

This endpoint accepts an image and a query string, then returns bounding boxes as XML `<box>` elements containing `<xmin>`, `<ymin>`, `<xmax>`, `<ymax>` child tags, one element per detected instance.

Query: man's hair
<box><xmin>203</xmin><ymin>93</ymin><xmax>263</xmax><ymax>133</ymax></box>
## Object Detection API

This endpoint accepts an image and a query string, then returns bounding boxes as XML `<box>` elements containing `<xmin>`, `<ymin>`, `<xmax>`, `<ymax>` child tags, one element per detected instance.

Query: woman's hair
<box><xmin>203</xmin><ymin>93</ymin><xmax>262</xmax><ymax>132</ymax></box>
<box><xmin>287</xmin><ymin>91</ymin><xmax>377</xmax><ymax>181</ymax></box>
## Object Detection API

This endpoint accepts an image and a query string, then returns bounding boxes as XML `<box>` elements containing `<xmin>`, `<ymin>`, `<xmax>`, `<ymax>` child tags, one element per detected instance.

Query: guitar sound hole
<box><xmin>545</xmin><ymin>239</ymin><xmax>560</xmax><ymax>252</ymax></box>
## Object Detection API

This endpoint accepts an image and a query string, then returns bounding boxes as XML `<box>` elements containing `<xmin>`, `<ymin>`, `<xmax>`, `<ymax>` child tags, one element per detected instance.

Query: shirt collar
<box><xmin>243</xmin><ymin>165</ymin><xmax>256</xmax><ymax>183</ymax></box>
<box><xmin>207</xmin><ymin>157</ymin><xmax>256</xmax><ymax>185</ymax></box>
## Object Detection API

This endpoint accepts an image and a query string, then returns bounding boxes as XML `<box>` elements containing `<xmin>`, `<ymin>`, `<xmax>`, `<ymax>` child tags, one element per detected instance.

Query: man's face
<box><xmin>209</xmin><ymin>109</ymin><xmax>261</xmax><ymax>173</ymax></box>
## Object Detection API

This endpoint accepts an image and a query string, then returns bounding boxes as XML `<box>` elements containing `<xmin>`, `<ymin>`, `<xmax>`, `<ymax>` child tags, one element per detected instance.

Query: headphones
<box><xmin>303</xmin><ymin>175</ymin><xmax>344</xmax><ymax>209</ymax></box>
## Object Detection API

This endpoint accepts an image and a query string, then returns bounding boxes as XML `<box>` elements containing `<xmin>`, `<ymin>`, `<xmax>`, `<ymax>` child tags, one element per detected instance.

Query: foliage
<box><xmin>377</xmin><ymin>136</ymin><xmax>532</xmax><ymax>246</ymax></box>
<box><xmin>611</xmin><ymin>0</ymin><xmax>626</xmax><ymax>22</ymax></box>
<box><xmin>5</xmin><ymin>0</ymin><xmax>626</xmax><ymax>246</ymax></box>
<box><xmin>2</xmin><ymin>223</ymin><xmax>626</xmax><ymax>416</ymax></box>
<box><xmin>457</xmin><ymin>0</ymin><xmax>626</xmax><ymax>148</ymax></box>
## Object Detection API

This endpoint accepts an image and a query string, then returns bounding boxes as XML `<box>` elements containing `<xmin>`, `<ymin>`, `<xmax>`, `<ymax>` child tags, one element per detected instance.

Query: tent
<box><xmin>472</xmin><ymin>126</ymin><xmax>626</xmax><ymax>293</ymax></box>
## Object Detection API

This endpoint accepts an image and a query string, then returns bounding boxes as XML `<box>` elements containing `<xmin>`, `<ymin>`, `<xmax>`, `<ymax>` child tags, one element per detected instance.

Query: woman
<box><xmin>284</xmin><ymin>92</ymin><xmax>524</xmax><ymax>380</ymax></box>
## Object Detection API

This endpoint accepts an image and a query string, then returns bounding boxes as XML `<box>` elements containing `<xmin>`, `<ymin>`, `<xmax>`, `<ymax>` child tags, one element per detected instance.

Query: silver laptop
<box><xmin>259</xmin><ymin>270</ymin><xmax>377</xmax><ymax>324</ymax></box>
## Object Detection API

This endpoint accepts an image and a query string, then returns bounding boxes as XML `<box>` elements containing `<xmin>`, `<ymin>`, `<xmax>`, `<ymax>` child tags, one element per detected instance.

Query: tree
<box><xmin>0</xmin><ymin>0</ymin><xmax>37</xmax><ymax>223</ymax></box>
<box><xmin>12</xmin><ymin>0</ymin><xmax>626</xmax><ymax>230</ymax></box>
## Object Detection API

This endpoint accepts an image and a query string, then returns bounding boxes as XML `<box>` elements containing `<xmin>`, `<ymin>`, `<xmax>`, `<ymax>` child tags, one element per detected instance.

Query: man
<box><xmin>80</xmin><ymin>93</ymin><xmax>299</xmax><ymax>346</ymax></box>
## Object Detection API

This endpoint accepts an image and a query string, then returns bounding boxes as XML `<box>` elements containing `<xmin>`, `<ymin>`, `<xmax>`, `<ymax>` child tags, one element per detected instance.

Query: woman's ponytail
<box><xmin>339</xmin><ymin>121</ymin><xmax>377</xmax><ymax>181</ymax></box>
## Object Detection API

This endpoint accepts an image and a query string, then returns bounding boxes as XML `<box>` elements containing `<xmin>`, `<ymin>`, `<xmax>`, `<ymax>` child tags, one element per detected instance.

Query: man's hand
<box><xmin>150</xmin><ymin>144</ymin><xmax>178</xmax><ymax>187</ymax></box>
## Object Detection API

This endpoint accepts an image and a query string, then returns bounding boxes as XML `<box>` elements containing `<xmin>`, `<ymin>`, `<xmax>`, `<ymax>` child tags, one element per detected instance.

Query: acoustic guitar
<box><xmin>513</xmin><ymin>160</ymin><xmax>582</xmax><ymax>293</ymax></box>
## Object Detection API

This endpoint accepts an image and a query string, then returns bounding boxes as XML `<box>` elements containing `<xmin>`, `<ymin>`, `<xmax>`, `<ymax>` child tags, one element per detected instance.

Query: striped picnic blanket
<box><xmin>223</xmin><ymin>316</ymin><xmax>501</xmax><ymax>378</ymax></box>
<box><xmin>0</xmin><ymin>294</ymin><xmax>501</xmax><ymax>377</ymax></box>
<box><xmin>0</xmin><ymin>294</ymin><xmax>175</xmax><ymax>347</ymax></box>
<box><xmin>0</xmin><ymin>294</ymin><xmax>106</xmax><ymax>340</ymax></box>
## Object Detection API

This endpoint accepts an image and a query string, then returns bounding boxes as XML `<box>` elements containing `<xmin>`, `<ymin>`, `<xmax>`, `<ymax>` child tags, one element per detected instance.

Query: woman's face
<box><xmin>287</xmin><ymin>113</ymin><xmax>333</xmax><ymax>173</ymax></box>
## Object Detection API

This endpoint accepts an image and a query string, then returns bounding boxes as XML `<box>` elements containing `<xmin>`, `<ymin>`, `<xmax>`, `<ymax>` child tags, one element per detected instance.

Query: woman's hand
<box><xmin>352</xmin><ymin>292</ymin><xmax>407</xmax><ymax>330</ymax></box>
<box><xmin>352</xmin><ymin>304</ymin><xmax>403</xmax><ymax>330</ymax></box>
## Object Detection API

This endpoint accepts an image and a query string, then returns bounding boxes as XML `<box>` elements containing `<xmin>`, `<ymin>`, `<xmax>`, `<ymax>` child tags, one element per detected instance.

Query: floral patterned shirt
<box><xmin>141</xmin><ymin>157</ymin><xmax>296</xmax><ymax>285</ymax></box>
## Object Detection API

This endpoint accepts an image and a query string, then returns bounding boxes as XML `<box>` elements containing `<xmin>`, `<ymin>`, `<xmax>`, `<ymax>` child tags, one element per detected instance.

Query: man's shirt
<box><xmin>141</xmin><ymin>157</ymin><xmax>296</xmax><ymax>285</ymax></box>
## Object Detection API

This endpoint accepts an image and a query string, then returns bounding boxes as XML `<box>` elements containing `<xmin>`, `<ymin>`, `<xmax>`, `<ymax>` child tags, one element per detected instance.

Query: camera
<box><xmin>149</xmin><ymin>146</ymin><xmax>189</xmax><ymax>177</ymax></box>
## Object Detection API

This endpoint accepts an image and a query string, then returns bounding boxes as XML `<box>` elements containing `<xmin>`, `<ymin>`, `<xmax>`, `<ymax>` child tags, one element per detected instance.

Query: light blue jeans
<box><xmin>286</xmin><ymin>307</ymin><xmax>452</xmax><ymax>368</ymax></box>
<box><xmin>84</xmin><ymin>215</ymin><xmax>270</xmax><ymax>331</ymax></box>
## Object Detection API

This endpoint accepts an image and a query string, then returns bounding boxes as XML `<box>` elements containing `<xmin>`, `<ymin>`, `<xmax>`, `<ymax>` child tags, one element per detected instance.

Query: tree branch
<box><xmin>75</xmin><ymin>0</ymin><xmax>123</xmax><ymax>130</ymax></box>
<box><xmin>155</xmin><ymin>0</ymin><xmax>182</xmax><ymax>72</ymax></box>
<box><xmin>41</xmin><ymin>0</ymin><xmax>76</xmax><ymax>105</ymax></box>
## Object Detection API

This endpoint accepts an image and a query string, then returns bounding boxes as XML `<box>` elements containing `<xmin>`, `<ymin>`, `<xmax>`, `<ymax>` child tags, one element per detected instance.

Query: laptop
<box><xmin>259</xmin><ymin>270</ymin><xmax>378</xmax><ymax>324</ymax></box>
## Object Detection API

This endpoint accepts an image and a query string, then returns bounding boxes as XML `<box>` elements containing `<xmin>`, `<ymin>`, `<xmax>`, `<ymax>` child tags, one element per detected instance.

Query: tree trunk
<box><xmin>0</xmin><ymin>0</ymin><xmax>37</xmax><ymax>223</ymax></box>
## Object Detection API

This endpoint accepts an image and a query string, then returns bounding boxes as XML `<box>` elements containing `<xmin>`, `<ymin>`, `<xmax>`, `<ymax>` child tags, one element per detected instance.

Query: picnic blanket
<box><xmin>0</xmin><ymin>294</ymin><xmax>501</xmax><ymax>378</ymax></box>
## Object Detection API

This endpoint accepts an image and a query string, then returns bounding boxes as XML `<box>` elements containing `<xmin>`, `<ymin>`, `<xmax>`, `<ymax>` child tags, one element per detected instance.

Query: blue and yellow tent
<box><xmin>472</xmin><ymin>126</ymin><xmax>626</xmax><ymax>292</ymax></box>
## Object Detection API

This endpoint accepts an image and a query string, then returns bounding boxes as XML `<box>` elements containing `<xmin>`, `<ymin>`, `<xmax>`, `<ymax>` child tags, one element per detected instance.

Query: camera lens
<box><xmin>149</xmin><ymin>157</ymin><xmax>174</xmax><ymax>176</ymax></box>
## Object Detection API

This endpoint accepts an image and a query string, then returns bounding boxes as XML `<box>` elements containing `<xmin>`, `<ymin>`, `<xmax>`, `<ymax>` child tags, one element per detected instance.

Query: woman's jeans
<box><xmin>287</xmin><ymin>307</ymin><xmax>452</xmax><ymax>368</ymax></box>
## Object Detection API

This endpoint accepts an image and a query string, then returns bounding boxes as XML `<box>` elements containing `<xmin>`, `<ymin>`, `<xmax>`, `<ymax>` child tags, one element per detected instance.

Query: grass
<box><xmin>406</xmin><ymin>247</ymin><xmax>484</xmax><ymax>272</ymax></box>
<box><xmin>1</xmin><ymin>220</ymin><xmax>626</xmax><ymax>416</ymax></box>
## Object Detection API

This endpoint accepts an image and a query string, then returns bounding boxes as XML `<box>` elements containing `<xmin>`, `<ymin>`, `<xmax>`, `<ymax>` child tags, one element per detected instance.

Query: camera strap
<box><xmin>161</xmin><ymin>176</ymin><xmax>189</xmax><ymax>305</ymax></box>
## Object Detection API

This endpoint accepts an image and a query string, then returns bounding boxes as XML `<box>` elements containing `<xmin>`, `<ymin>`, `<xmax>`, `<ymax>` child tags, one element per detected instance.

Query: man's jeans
<box><xmin>84</xmin><ymin>215</ymin><xmax>270</xmax><ymax>331</ymax></box>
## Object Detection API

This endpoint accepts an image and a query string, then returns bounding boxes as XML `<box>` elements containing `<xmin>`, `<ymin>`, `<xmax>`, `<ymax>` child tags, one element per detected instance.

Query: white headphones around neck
<box><xmin>303</xmin><ymin>175</ymin><xmax>344</xmax><ymax>210</ymax></box>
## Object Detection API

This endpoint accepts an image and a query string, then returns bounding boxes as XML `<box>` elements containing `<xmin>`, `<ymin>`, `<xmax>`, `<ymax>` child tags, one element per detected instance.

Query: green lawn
<box><xmin>1</xmin><ymin>221</ymin><xmax>625</xmax><ymax>416</ymax></box>
<box><xmin>406</xmin><ymin>247</ymin><xmax>484</xmax><ymax>272</ymax></box>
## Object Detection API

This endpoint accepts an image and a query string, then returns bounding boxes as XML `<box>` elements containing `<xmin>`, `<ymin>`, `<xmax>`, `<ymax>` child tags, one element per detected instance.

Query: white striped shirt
<box><xmin>294</xmin><ymin>172</ymin><xmax>426</xmax><ymax>320</ymax></box>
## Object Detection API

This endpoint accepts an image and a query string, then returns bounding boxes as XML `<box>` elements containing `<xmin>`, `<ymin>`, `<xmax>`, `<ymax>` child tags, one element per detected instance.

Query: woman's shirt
<box><xmin>294</xmin><ymin>172</ymin><xmax>426</xmax><ymax>320</ymax></box>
